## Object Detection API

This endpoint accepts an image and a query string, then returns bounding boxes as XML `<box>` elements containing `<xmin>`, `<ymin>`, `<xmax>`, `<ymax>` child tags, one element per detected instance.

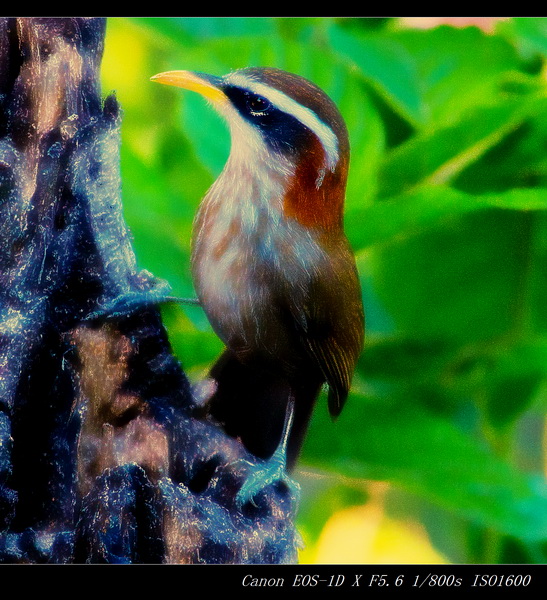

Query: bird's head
<box><xmin>151</xmin><ymin>67</ymin><xmax>350</xmax><ymax>230</ymax></box>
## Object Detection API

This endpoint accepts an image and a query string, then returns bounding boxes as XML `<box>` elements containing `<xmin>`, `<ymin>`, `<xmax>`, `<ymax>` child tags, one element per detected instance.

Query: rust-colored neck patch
<box><xmin>283</xmin><ymin>136</ymin><xmax>348</xmax><ymax>231</ymax></box>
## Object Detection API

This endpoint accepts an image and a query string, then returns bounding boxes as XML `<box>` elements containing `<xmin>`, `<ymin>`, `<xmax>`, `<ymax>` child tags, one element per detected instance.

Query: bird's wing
<box><xmin>286</xmin><ymin>265</ymin><xmax>364</xmax><ymax>418</ymax></box>
<box><xmin>306</xmin><ymin>332</ymin><xmax>355</xmax><ymax>417</ymax></box>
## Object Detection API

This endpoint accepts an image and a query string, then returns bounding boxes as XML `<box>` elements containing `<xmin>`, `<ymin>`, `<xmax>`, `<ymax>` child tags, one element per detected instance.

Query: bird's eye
<box><xmin>246</xmin><ymin>93</ymin><xmax>271</xmax><ymax>116</ymax></box>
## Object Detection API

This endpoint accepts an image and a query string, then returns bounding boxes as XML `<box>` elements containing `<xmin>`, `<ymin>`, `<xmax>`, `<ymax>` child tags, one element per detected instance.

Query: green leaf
<box><xmin>128</xmin><ymin>16</ymin><xmax>276</xmax><ymax>46</ymax></box>
<box><xmin>302</xmin><ymin>392</ymin><xmax>547</xmax><ymax>542</ymax></box>
<box><xmin>456</xmin><ymin>112</ymin><xmax>547</xmax><ymax>193</ymax></box>
<box><xmin>378</xmin><ymin>95</ymin><xmax>547</xmax><ymax>198</ymax></box>
<box><xmin>329</xmin><ymin>23</ymin><xmax>521</xmax><ymax>130</ymax></box>
<box><xmin>498</xmin><ymin>17</ymin><xmax>547</xmax><ymax>60</ymax></box>
<box><xmin>357</xmin><ymin>335</ymin><xmax>452</xmax><ymax>381</ymax></box>
<box><xmin>481</xmin><ymin>341</ymin><xmax>547</xmax><ymax>429</ymax></box>
<box><xmin>359</xmin><ymin>335</ymin><xmax>547</xmax><ymax>431</ymax></box>
<box><xmin>391</xmin><ymin>25</ymin><xmax>521</xmax><ymax>128</ymax></box>
<box><xmin>346</xmin><ymin>185</ymin><xmax>547</xmax><ymax>251</ymax></box>
<box><xmin>328</xmin><ymin>26</ymin><xmax>423</xmax><ymax>127</ymax></box>
<box><xmin>363</xmin><ymin>209</ymin><xmax>535</xmax><ymax>342</ymax></box>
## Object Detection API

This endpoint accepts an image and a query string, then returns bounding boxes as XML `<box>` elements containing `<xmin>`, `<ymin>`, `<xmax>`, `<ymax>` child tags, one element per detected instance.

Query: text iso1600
<box><xmin>472</xmin><ymin>574</ymin><xmax>532</xmax><ymax>587</ymax></box>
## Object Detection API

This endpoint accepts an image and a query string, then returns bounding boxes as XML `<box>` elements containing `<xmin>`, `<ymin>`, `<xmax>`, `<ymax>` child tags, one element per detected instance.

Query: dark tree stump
<box><xmin>0</xmin><ymin>16</ymin><xmax>299</xmax><ymax>564</ymax></box>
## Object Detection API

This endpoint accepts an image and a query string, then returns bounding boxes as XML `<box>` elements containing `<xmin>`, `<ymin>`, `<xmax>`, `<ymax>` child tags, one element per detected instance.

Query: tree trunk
<box><xmin>0</xmin><ymin>16</ymin><xmax>298</xmax><ymax>564</ymax></box>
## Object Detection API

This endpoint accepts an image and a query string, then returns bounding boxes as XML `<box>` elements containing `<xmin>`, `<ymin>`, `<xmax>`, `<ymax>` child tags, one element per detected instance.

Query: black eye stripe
<box><xmin>223</xmin><ymin>84</ymin><xmax>317</xmax><ymax>156</ymax></box>
<box><xmin>223</xmin><ymin>85</ymin><xmax>273</xmax><ymax>118</ymax></box>
<box><xmin>245</xmin><ymin>92</ymin><xmax>271</xmax><ymax>115</ymax></box>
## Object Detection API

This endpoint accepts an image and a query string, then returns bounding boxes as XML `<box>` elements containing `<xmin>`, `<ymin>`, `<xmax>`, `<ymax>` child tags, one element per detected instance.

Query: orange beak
<box><xmin>150</xmin><ymin>70</ymin><xmax>227</xmax><ymax>105</ymax></box>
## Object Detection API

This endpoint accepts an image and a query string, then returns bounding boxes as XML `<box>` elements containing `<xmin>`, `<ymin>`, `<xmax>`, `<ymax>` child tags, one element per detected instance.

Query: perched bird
<box><xmin>151</xmin><ymin>67</ymin><xmax>364</xmax><ymax>503</ymax></box>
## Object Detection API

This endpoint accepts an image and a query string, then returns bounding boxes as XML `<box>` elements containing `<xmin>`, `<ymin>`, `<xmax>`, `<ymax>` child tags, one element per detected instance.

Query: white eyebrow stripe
<box><xmin>227</xmin><ymin>73</ymin><xmax>340</xmax><ymax>171</ymax></box>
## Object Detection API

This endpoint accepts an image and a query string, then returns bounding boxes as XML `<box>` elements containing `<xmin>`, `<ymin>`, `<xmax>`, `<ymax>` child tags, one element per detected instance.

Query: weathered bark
<box><xmin>0</xmin><ymin>16</ymin><xmax>299</xmax><ymax>564</ymax></box>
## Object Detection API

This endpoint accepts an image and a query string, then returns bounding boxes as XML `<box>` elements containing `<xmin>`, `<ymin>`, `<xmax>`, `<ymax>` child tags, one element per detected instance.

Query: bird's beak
<box><xmin>150</xmin><ymin>70</ymin><xmax>226</xmax><ymax>105</ymax></box>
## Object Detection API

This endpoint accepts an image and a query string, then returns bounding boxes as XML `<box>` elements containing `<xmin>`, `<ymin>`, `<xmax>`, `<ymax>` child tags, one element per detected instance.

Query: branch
<box><xmin>0</xmin><ymin>16</ymin><xmax>299</xmax><ymax>564</ymax></box>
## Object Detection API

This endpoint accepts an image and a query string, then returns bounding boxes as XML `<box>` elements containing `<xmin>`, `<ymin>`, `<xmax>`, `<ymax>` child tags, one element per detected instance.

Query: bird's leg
<box><xmin>235</xmin><ymin>393</ymin><xmax>300</xmax><ymax>509</ymax></box>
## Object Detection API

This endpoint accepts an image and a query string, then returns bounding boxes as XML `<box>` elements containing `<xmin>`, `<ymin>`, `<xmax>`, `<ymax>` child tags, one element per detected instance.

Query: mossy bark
<box><xmin>0</xmin><ymin>16</ymin><xmax>298</xmax><ymax>564</ymax></box>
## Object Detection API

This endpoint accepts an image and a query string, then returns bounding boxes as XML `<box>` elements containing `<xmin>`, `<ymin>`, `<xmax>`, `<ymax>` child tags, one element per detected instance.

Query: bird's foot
<box><xmin>235</xmin><ymin>450</ymin><xmax>300</xmax><ymax>510</ymax></box>
<box><xmin>235</xmin><ymin>394</ymin><xmax>299</xmax><ymax>510</ymax></box>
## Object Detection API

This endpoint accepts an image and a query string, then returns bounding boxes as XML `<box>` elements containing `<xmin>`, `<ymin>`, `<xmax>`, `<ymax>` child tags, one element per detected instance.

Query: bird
<box><xmin>151</xmin><ymin>67</ymin><xmax>364</xmax><ymax>506</ymax></box>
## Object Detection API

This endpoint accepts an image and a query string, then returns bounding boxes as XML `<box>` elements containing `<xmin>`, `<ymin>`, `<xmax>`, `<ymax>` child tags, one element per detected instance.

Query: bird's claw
<box><xmin>84</xmin><ymin>282</ymin><xmax>199</xmax><ymax>322</ymax></box>
<box><xmin>235</xmin><ymin>455</ymin><xmax>300</xmax><ymax>510</ymax></box>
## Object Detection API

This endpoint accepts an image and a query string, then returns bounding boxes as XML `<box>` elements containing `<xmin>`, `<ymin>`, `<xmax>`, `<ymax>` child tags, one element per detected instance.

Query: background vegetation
<box><xmin>101</xmin><ymin>17</ymin><xmax>547</xmax><ymax>564</ymax></box>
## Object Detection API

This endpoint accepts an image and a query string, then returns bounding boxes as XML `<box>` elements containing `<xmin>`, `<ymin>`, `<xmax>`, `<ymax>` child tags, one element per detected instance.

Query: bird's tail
<box><xmin>206</xmin><ymin>350</ymin><xmax>321</xmax><ymax>470</ymax></box>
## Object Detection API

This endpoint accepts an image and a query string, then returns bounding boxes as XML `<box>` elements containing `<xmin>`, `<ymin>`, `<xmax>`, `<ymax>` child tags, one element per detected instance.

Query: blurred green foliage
<box><xmin>102</xmin><ymin>17</ymin><xmax>547</xmax><ymax>564</ymax></box>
